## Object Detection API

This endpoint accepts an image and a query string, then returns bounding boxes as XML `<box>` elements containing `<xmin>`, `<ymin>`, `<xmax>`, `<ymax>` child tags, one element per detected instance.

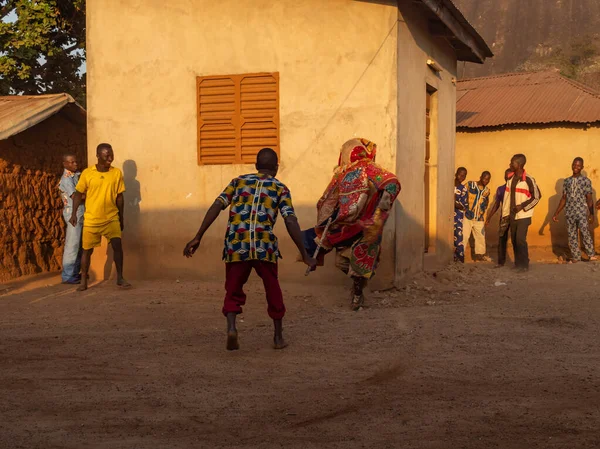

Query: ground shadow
<box><xmin>0</xmin><ymin>271</ymin><xmax>60</xmax><ymax>296</ymax></box>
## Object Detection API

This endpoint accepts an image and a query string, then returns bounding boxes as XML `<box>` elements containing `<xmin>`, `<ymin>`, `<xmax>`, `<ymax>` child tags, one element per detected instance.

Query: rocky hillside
<box><xmin>454</xmin><ymin>0</ymin><xmax>600</xmax><ymax>90</ymax></box>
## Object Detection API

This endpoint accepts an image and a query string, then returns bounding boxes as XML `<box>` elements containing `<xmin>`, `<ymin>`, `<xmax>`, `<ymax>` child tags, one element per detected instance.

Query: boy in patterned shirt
<box><xmin>464</xmin><ymin>171</ymin><xmax>491</xmax><ymax>261</ymax></box>
<box><xmin>552</xmin><ymin>157</ymin><xmax>597</xmax><ymax>263</ymax></box>
<box><xmin>184</xmin><ymin>148</ymin><xmax>316</xmax><ymax>351</ymax></box>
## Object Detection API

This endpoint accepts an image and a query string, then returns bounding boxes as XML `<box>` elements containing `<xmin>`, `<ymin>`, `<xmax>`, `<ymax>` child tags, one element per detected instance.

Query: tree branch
<box><xmin>64</xmin><ymin>41</ymin><xmax>84</xmax><ymax>53</ymax></box>
<box><xmin>0</xmin><ymin>1</ymin><xmax>16</xmax><ymax>20</ymax></box>
<box><xmin>0</xmin><ymin>7</ymin><xmax>13</xmax><ymax>20</ymax></box>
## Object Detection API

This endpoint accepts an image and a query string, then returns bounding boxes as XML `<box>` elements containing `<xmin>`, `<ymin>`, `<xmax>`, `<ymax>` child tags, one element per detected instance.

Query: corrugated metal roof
<box><xmin>456</xmin><ymin>71</ymin><xmax>600</xmax><ymax>129</ymax></box>
<box><xmin>0</xmin><ymin>93</ymin><xmax>85</xmax><ymax>140</ymax></box>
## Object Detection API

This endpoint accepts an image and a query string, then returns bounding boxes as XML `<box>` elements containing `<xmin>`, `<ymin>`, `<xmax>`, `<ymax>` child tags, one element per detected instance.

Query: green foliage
<box><xmin>0</xmin><ymin>0</ymin><xmax>86</xmax><ymax>106</ymax></box>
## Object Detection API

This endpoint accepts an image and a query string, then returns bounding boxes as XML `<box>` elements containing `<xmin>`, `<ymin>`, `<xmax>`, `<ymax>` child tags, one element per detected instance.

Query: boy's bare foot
<box><xmin>77</xmin><ymin>282</ymin><xmax>88</xmax><ymax>292</ymax></box>
<box><xmin>273</xmin><ymin>318</ymin><xmax>287</xmax><ymax>349</ymax></box>
<box><xmin>273</xmin><ymin>336</ymin><xmax>288</xmax><ymax>350</ymax></box>
<box><xmin>225</xmin><ymin>313</ymin><xmax>239</xmax><ymax>350</ymax></box>
<box><xmin>117</xmin><ymin>279</ymin><xmax>132</xmax><ymax>289</ymax></box>
<box><xmin>226</xmin><ymin>330</ymin><xmax>240</xmax><ymax>351</ymax></box>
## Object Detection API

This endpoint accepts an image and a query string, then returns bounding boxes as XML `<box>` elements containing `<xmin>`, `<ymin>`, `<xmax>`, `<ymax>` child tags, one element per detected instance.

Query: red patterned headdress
<box><xmin>337</xmin><ymin>138</ymin><xmax>377</xmax><ymax>167</ymax></box>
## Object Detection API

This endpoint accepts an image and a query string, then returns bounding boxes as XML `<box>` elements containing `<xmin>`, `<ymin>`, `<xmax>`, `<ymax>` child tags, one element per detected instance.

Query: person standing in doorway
<box><xmin>499</xmin><ymin>154</ymin><xmax>542</xmax><ymax>272</ymax></box>
<box><xmin>454</xmin><ymin>167</ymin><xmax>468</xmax><ymax>263</ymax></box>
<box><xmin>59</xmin><ymin>154</ymin><xmax>85</xmax><ymax>284</ymax></box>
<box><xmin>552</xmin><ymin>157</ymin><xmax>597</xmax><ymax>263</ymax></box>
<box><xmin>69</xmin><ymin>143</ymin><xmax>131</xmax><ymax>291</ymax></box>
<box><xmin>183</xmin><ymin>148</ymin><xmax>316</xmax><ymax>351</ymax></box>
<box><xmin>463</xmin><ymin>171</ymin><xmax>491</xmax><ymax>261</ymax></box>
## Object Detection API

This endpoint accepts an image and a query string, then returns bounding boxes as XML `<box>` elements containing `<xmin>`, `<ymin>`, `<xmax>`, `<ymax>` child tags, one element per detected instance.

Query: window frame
<box><xmin>196</xmin><ymin>72</ymin><xmax>280</xmax><ymax>166</ymax></box>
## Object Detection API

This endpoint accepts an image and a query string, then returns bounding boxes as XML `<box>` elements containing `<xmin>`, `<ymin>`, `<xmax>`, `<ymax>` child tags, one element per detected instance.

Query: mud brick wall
<box><xmin>0</xmin><ymin>112</ymin><xmax>86</xmax><ymax>282</ymax></box>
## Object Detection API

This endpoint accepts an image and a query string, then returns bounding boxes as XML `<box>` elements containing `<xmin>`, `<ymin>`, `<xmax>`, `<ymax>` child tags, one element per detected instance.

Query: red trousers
<box><xmin>223</xmin><ymin>261</ymin><xmax>286</xmax><ymax>320</ymax></box>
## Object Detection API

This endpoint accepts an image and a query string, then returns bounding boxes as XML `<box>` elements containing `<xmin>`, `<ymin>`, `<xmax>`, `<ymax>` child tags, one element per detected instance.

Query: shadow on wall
<box><xmin>91</xmin><ymin>198</ymin><xmax>455</xmax><ymax>290</ymax></box>
<box><xmin>538</xmin><ymin>178</ymin><xmax>568</xmax><ymax>258</ymax></box>
<box><xmin>3</xmin><ymin>201</ymin><xmax>457</xmax><ymax>308</ymax></box>
<box><xmin>355</xmin><ymin>0</ymin><xmax>398</xmax><ymax>6</ymax></box>
<box><xmin>103</xmin><ymin>160</ymin><xmax>144</xmax><ymax>280</ymax></box>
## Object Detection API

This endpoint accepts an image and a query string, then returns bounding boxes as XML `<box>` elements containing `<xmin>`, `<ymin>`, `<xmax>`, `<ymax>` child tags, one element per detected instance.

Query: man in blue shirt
<box><xmin>486</xmin><ymin>169</ymin><xmax>511</xmax><ymax>267</ymax></box>
<box><xmin>486</xmin><ymin>169</ymin><xmax>512</xmax><ymax>225</ymax></box>
<box><xmin>59</xmin><ymin>154</ymin><xmax>85</xmax><ymax>284</ymax></box>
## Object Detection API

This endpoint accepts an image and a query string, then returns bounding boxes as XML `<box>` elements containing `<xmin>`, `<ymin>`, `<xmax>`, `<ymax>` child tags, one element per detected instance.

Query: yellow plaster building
<box><xmin>456</xmin><ymin>71</ymin><xmax>600</xmax><ymax>258</ymax></box>
<box><xmin>86</xmin><ymin>0</ymin><xmax>491</xmax><ymax>287</ymax></box>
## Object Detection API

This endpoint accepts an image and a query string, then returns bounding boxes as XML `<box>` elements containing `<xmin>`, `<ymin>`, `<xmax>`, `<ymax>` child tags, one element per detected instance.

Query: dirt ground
<box><xmin>1</xmin><ymin>262</ymin><xmax>600</xmax><ymax>449</ymax></box>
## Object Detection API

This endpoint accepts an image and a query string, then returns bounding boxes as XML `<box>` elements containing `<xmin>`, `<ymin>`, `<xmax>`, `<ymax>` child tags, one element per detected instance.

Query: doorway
<box><xmin>424</xmin><ymin>85</ymin><xmax>438</xmax><ymax>254</ymax></box>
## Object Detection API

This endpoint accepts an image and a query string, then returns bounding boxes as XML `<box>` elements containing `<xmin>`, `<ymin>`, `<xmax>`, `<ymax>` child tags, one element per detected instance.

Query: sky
<box><xmin>4</xmin><ymin>9</ymin><xmax>87</xmax><ymax>75</ymax></box>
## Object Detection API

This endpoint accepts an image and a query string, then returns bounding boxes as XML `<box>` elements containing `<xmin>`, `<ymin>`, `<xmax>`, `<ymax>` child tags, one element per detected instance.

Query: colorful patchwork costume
<box><xmin>217</xmin><ymin>173</ymin><xmax>296</xmax><ymax>319</ymax></box>
<box><xmin>563</xmin><ymin>175</ymin><xmax>595</xmax><ymax>261</ymax></box>
<box><xmin>454</xmin><ymin>183</ymin><xmax>468</xmax><ymax>263</ymax></box>
<box><xmin>303</xmin><ymin>138</ymin><xmax>401</xmax><ymax>287</ymax></box>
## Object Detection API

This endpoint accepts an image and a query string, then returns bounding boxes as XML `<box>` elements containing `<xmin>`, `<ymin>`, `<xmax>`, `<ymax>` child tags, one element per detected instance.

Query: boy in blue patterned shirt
<box><xmin>464</xmin><ymin>171</ymin><xmax>491</xmax><ymax>261</ymax></box>
<box><xmin>553</xmin><ymin>157</ymin><xmax>597</xmax><ymax>262</ymax></box>
<box><xmin>184</xmin><ymin>148</ymin><xmax>316</xmax><ymax>351</ymax></box>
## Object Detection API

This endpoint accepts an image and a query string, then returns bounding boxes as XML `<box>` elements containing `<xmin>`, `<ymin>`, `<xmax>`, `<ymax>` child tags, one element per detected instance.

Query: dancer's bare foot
<box><xmin>77</xmin><ymin>281</ymin><xmax>88</xmax><ymax>292</ymax></box>
<box><xmin>226</xmin><ymin>330</ymin><xmax>240</xmax><ymax>351</ymax></box>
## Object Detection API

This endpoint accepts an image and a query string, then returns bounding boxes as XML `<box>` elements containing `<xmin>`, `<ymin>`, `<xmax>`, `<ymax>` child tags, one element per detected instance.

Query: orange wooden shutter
<box><xmin>197</xmin><ymin>72</ymin><xmax>280</xmax><ymax>165</ymax></box>
<box><xmin>239</xmin><ymin>73</ymin><xmax>279</xmax><ymax>164</ymax></box>
<box><xmin>196</xmin><ymin>76</ymin><xmax>237</xmax><ymax>165</ymax></box>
